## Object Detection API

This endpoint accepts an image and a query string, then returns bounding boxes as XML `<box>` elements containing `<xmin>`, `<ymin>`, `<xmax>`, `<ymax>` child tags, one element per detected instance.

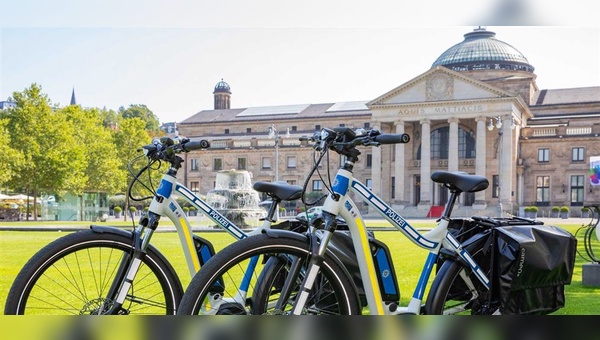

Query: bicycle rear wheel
<box><xmin>4</xmin><ymin>229</ymin><xmax>183</xmax><ymax>315</ymax></box>
<box><xmin>425</xmin><ymin>247</ymin><xmax>494</xmax><ymax>315</ymax></box>
<box><xmin>177</xmin><ymin>233</ymin><xmax>361</xmax><ymax>315</ymax></box>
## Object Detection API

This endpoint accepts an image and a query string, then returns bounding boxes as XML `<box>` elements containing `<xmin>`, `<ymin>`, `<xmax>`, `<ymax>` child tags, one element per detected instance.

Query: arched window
<box><xmin>417</xmin><ymin>126</ymin><xmax>476</xmax><ymax>160</ymax></box>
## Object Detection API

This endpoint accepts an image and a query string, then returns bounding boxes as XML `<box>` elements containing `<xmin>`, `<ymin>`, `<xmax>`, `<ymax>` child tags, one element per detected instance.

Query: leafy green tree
<box><xmin>61</xmin><ymin>105</ymin><xmax>126</xmax><ymax>194</ymax></box>
<box><xmin>113</xmin><ymin>117</ymin><xmax>165</xmax><ymax>198</ymax></box>
<box><xmin>0</xmin><ymin>119</ymin><xmax>24</xmax><ymax>186</ymax></box>
<box><xmin>5</xmin><ymin>84</ymin><xmax>86</xmax><ymax>220</ymax></box>
<box><xmin>119</xmin><ymin>104</ymin><xmax>161</xmax><ymax>134</ymax></box>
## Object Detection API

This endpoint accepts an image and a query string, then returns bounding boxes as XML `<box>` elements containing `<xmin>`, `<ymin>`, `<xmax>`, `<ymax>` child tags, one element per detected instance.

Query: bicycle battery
<box><xmin>370</xmin><ymin>238</ymin><xmax>400</xmax><ymax>303</ymax></box>
<box><xmin>193</xmin><ymin>235</ymin><xmax>224</xmax><ymax>293</ymax></box>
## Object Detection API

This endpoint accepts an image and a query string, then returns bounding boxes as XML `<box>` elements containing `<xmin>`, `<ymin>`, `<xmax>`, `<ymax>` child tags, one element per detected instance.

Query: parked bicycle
<box><xmin>4</xmin><ymin>136</ymin><xmax>304</xmax><ymax>315</ymax></box>
<box><xmin>177</xmin><ymin>127</ymin><xmax>576</xmax><ymax>315</ymax></box>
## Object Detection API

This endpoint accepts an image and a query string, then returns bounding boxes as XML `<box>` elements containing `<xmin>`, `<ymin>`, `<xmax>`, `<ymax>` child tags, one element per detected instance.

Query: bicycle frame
<box><xmin>106</xmin><ymin>170</ymin><xmax>277</xmax><ymax>313</ymax></box>
<box><xmin>315</xmin><ymin>165</ymin><xmax>491</xmax><ymax>315</ymax></box>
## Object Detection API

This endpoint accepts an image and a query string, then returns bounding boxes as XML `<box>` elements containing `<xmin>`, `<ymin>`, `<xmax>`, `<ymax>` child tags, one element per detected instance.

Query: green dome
<box><xmin>432</xmin><ymin>28</ymin><xmax>534</xmax><ymax>73</ymax></box>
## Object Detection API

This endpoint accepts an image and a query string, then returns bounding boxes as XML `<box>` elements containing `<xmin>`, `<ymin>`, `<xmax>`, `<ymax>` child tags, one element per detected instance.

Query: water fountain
<box><xmin>205</xmin><ymin>169</ymin><xmax>266</xmax><ymax>229</ymax></box>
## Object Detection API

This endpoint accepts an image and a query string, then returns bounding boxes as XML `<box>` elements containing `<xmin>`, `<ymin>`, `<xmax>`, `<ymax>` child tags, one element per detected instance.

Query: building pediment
<box><xmin>367</xmin><ymin>66</ymin><xmax>515</xmax><ymax>108</ymax></box>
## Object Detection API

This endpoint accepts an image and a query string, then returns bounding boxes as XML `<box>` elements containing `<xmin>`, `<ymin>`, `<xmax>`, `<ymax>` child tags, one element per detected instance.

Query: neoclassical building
<box><xmin>177</xmin><ymin>27</ymin><xmax>600</xmax><ymax>218</ymax></box>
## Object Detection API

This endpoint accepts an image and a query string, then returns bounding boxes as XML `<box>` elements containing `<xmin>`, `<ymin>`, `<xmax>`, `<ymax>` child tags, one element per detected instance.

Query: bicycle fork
<box><xmin>102</xmin><ymin>214</ymin><xmax>159</xmax><ymax>315</ymax></box>
<box><xmin>284</xmin><ymin>215</ymin><xmax>337</xmax><ymax>315</ymax></box>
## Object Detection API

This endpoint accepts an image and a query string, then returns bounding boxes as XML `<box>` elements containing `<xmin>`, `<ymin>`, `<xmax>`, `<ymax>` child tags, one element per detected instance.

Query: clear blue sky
<box><xmin>1</xmin><ymin>1</ymin><xmax>598</xmax><ymax>124</ymax></box>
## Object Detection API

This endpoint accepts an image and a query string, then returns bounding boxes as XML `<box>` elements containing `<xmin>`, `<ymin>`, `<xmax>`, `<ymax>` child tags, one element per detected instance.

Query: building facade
<box><xmin>176</xmin><ymin>28</ymin><xmax>600</xmax><ymax>218</ymax></box>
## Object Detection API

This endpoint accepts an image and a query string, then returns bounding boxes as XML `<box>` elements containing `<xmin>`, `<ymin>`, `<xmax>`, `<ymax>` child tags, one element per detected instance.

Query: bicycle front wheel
<box><xmin>4</xmin><ymin>229</ymin><xmax>183</xmax><ymax>315</ymax></box>
<box><xmin>177</xmin><ymin>233</ymin><xmax>361</xmax><ymax>315</ymax></box>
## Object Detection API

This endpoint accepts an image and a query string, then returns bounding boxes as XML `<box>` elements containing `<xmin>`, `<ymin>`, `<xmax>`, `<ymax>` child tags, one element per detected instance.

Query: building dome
<box><xmin>431</xmin><ymin>27</ymin><xmax>534</xmax><ymax>73</ymax></box>
<box><xmin>214</xmin><ymin>79</ymin><xmax>232</xmax><ymax>94</ymax></box>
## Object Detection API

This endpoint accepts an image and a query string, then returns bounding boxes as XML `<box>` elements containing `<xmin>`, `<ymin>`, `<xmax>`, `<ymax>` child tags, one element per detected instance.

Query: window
<box><xmin>366</xmin><ymin>154</ymin><xmax>372</xmax><ymax>168</ymax></box>
<box><xmin>312</xmin><ymin>180</ymin><xmax>323</xmax><ymax>191</ymax></box>
<box><xmin>571</xmin><ymin>175</ymin><xmax>584</xmax><ymax>206</ymax></box>
<box><xmin>315</xmin><ymin>125</ymin><xmax>321</xmax><ymax>131</ymax></box>
<box><xmin>291</xmin><ymin>126</ymin><xmax>297</xmax><ymax>132</ymax></box>
<box><xmin>416</xmin><ymin>127</ymin><xmax>475</xmax><ymax>160</ymax></box>
<box><xmin>492</xmin><ymin>175</ymin><xmax>499</xmax><ymax>198</ymax></box>
<box><xmin>246</xmin><ymin>128</ymin><xmax>252</xmax><ymax>133</ymax></box>
<box><xmin>339</xmin><ymin>123</ymin><xmax>345</xmax><ymax>127</ymax></box>
<box><xmin>572</xmin><ymin>147</ymin><xmax>584</xmax><ymax>162</ymax></box>
<box><xmin>287</xmin><ymin>180</ymin><xmax>297</xmax><ymax>186</ymax></box>
<box><xmin>366</xmin><ymin>179</ymin><xmax>372</xmax><ymax>190</ymax></box>
<box><xmin>536</xmin><ymin>176</ymin><xmax>550</xmax><ymax>204</ymax></box>
<box><xmin>287</xmin><ymin>156</ymin><xmax>297</xmax><ymax>169</ymax></box>
<box><xmin>224</xmin><ymin>129</ymin><xmax>230</xmax><ymax>134</ymax></box>
<box><xmin>262</xmin><ymin>157</ymin><xmax>271</xmax><ymax>169</ymax></box>
<box><xmin>213</xmin><ymin>158</ymin><xmax>223</xmax><ymax>171</ymax></box>
<box><xmin>391</xmin><ymin>177</ymin><xmax>395</xmax><ymax>199</ymax></box>
<box><xmin>364</xmin><ymin>122</ymin><xmax>370</xmax><ymax>129</ymax></box>
<box><xmin>190</xmin><ymin>181</ymin><xmax>199</xmax><ymax>194</ymax></box>
<box><xmin>238</xmin><ymin>158</ymin><xmax>247</xmax><ymax>170</ymax></box>
<box><xmin>538</xmin><ymin>148</ymin><xmax>550</xmax><ymax>162</ymax></box>
<box><xmin>190</xmin><ymin>158</ymin><xmax>199</xmax><ymax>171</ymax></box>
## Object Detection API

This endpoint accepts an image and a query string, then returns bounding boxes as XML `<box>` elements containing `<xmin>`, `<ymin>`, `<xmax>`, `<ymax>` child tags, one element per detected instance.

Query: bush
<box><xmin>551</xmin><ymin>206</ymin><xmax>560</xmax><ymax>213</ymax></box>
<box><xmin>529</xmin><ymin>206</ymin><xmax>539</xmax><ymax>212</ymax></box>
<box><xmin>113</xmin><ymin>206</ymin><xmax>122</xmax><ymax>213</ymax></box>
<box><xmin>129</xmin><ymin>206</ymin><xmax>137</xmax><ymax>213</ymax></box>
<box><xmin>560</xmin><ymin>206</ymin><xmax>570</xmax><ymax>213</ymax></box>
<box><xmin>581</xmin><ymin>207</ymin><xmax>590</xmax><ymax>213</ymax></box>
<box><xmin>183</xmin><ymin>206</ymin><xmax>190</xmax><ymax>212</ymax></box>
<box><xmin>524</xmin><ymin>207</ymin><xmax>532</xmax><ymax>213</ymax></box>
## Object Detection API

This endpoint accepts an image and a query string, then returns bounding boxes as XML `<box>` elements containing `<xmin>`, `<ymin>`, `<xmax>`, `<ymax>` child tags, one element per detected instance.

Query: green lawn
<box><xmin>1</xmin><ymin>220</ymin><xmax>599</xmax><ymax>314</ymax></box>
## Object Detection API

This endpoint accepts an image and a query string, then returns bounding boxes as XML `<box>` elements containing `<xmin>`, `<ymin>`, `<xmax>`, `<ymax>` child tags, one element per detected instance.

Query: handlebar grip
<box><xmin>373</xmin><ymin>133</ymin><xmax>410</xmax><ymax>144</ymax></box>
<box><xmin>183</xmin><ymin>140</ymin><xmax>211</xmax><ymax>151</ymax></box>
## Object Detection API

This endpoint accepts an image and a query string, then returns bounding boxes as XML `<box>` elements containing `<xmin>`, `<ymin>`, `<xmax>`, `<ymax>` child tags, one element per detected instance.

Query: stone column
<box><xmin>448</xmin><ymin>117</ymin><xmax>459</xmax><ymax>173</ymax></box>
<box><xmin>419</xmin><ymin>118</ymin><xmax>431</xmax><ymax>209</ymax></box>
<box><xmin>500</xmin><ymin>115</ymin><xmax>513</xmax><ymax>214</ymax></box>
<box><xmin>394</xmin><ymin>120</ymin><xmax>406</xmax><ymax>208</ymax></box>
<box><xmin>371</xmin><ymin>121</ymin><xmax>382</xmax><ymax>196</ymax></box>
<box><xmin>473</xmin><ymin>116</ymin><xmax>487</xmax><ymax>210</ymax></box>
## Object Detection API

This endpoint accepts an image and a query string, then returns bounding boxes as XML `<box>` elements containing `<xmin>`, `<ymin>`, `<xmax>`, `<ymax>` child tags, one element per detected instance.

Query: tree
<box><xmin>61</xmin><ymin>105</ymin><xmax>126</xmax><ymax>194</ymax></box>
<box><xmin>0</xmin><ymin>119</ymin><xmax>24</xmax><ymax>186</ymax></box>
<box><xmin>113</xmin><ymin>117</ymin><xmax>165</xmax><ymax>207</ymax></box>
<box><xmin>119</xmin><ymin>104</ymin><xmax>161</xmax><ymax>134</ymax></box>
<box><xmin>5</xmin><ymin>84</ymin><xmax>86</xmax><ymax>220</ymax></box>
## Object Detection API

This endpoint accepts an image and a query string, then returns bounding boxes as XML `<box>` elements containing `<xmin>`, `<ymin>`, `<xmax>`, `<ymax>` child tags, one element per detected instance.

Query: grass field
<box><xmin>1</xmin><ymin>219</ymin><xmax>599</xmax><ymax>314</ymax></box>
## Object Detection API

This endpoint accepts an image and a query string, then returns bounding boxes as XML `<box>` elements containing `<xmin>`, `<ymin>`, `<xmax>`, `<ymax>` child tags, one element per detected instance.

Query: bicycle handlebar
<box><xmin>373</xmin><ymin>133</ymin><xmax>410</xmax><ymax>145</ymax></box>
<box><xmin>141</xmin><ymin>136</ymin><xmax>211</xmax><ymax>163</ymax></box>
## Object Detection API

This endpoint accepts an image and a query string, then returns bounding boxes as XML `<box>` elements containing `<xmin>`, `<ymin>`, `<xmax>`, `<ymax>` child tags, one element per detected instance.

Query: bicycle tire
<box><xmin>177</xmin><ymin>232</ymin><xmax>361</xmax><ymax>315</ymax></box>
<box><xmin>4</xmin><ymin>229</ymin><xmax>183</xmax><ymax>315</ymax></box>
<box><xmin>425</xmin><ymin>257</ymin><xmax>493</xmax><ymax>315</ymax></box>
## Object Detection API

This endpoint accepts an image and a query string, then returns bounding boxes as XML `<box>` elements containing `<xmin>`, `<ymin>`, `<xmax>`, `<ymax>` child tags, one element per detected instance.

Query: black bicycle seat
<box><xmin>253</xmin><ymin>181</ymin><xmax>303</xmax><ymax>201</ymax></box>
<box><xmin>431</xmin><ymin>171</ymin><xmax>489</xmax><ymax>193</ymax></box>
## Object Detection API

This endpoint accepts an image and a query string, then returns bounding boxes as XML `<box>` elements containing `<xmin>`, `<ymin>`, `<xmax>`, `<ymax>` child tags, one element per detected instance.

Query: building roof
<box><xmin>179</xmin><ymin>101</ymin><xmax>371</xmax><ymax>125</ymax></box>
<box><xmin>431</xmin><ymin>27</ymin><xmax>534</xmax><ymax>73</ymax></box>
<box><xmin>532</xmin><ymin>87</ymin><xmax>600</xmax><ymax>106</ymax></box>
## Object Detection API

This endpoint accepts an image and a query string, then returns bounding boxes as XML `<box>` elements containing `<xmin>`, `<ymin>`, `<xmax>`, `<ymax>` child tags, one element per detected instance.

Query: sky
<box><xmin>1</xmin><ymin>1</ymin><xmax>599</xmax><ymax>125</ymax></box>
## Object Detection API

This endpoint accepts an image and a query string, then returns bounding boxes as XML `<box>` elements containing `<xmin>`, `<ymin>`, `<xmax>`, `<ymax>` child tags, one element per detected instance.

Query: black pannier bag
<box><xmin>494</xmin><ymin>224</ymin><xmax>577</xmax><ymax>315</ymax></box>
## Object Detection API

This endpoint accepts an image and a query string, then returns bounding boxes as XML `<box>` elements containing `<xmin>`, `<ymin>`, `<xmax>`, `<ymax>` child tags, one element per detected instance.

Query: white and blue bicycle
<box><xmin>177</xmin><ymin>127</ymin><xmax>576</xmax><ymax>315</ymax></box>
<box><xmin>4</xmin><ymin>136</ymin><xmax>304</xmax><ymax>315</ymax></box>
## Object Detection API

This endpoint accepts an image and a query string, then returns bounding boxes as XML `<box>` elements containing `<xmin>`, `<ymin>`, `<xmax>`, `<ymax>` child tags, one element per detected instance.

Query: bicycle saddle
<box><xmin>431</xmin><ymin>171</ymin><xmax>489</xmax><ymax>193</ymax></box>
<box><xmin>253</xmin><ymin>181</ymin><xmax>303</xmax><ymax>201</ymax></box>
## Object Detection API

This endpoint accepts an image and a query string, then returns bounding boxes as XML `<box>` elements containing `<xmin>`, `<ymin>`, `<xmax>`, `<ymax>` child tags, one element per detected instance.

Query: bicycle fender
<box><xmin>90</xmin><ymin>225</ymin><xmax>132</xmax><ymax>238</ymax></box>
<box><xmin>262</xmin><ymin>228</ymin><xmax>308</xmax><ymax>242</ymax></box>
